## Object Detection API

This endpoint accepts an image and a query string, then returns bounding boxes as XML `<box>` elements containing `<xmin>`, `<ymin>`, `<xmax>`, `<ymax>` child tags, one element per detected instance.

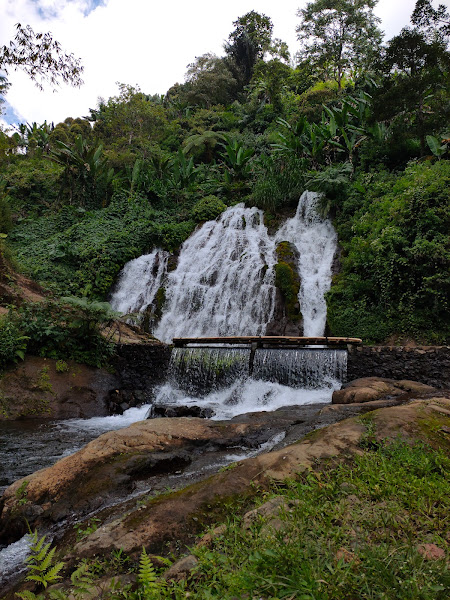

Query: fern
<box><xmin>137</xmin><ymin>547</ymin><xmax>161</xmax><ymax>599</ymax></box>
<box><xmin>70</xmin><ymin>561</ymin><xmax>94</xmax><ymax>599</ymax></box>
<box><xmin>22</xmin><ymin>531</ymin><xmax>65</xmax><ymax>589</ymax></box>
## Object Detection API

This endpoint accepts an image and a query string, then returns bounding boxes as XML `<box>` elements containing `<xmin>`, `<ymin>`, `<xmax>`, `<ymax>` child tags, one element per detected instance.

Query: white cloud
<box><xmin>0</xmin><ymin>0</ymin><xmax>438</xmax><ymax>125</ymax></box>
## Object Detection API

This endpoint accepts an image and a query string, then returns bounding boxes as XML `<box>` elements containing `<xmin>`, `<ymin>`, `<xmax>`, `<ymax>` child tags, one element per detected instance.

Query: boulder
<box><xmin>0</xmin><ymin>417</ymin><xmax>280</xmax><ymax>545</ymax></box>
<box><xmin>149</xmin><ymin>404</ymin><xmax>215</xmax><ymax>419</ymax></box>
<box><xmin>332</xmin><ymin>377</ymin><xmax>436</xmax><ymax>404</ymax></box>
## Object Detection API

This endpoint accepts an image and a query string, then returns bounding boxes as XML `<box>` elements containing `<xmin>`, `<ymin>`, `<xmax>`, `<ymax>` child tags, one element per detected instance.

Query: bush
<box><xmin>191</xmin><ymin>195</ymin><xmax>227</xmax><ymax>222</ymax></box>
<box><xmin>327</xmin><ymin>160</ymin><xmax>450</xmax><ymax>343</ymax></box>
<box><xmin>0</xmin><ymin>315</ymin><xmax>28</xmax><ymax>371</ymax></box>
<box><xmin>17</xmin><ymin>298</ymin><xmax>118</xmax><ymax>367</ymax></box>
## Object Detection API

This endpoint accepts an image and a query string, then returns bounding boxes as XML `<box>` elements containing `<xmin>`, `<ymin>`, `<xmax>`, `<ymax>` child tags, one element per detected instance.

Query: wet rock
<box><xmin>0</xmin><ymin>417</ymin><xmax>278</xmax><ymax>545</ymax></box>
<box><xmin>0</xmin><ymin>356</ymin><xmax>120</xmax><ymax>420</ymax></box>
<box><xmin>332</xmin><ymin>377</ymin><xmax>436</xmax><ymax>404</ymax></box>
<box><xmin>150</xmin><ymin>405</ymin><xmax>215</xmax><ymax>419</ymax></box>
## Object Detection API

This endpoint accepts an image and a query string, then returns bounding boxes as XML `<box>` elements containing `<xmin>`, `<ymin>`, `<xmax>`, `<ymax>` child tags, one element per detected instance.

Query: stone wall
<box><xmin>111</xmin><ymin>343</ymin><xmax>172</xmax><ymax>411</ymax></box>
<box><xmin>347</xmin><ymin>346</ymin><xmax>450</xmax><ymax>389</ymax></box>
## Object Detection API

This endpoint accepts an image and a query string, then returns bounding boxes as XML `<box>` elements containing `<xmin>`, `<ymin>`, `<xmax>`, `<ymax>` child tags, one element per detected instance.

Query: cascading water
<box><xmin>106</xmin><ymin>191</ymin><xmax>342</xmax><ymax>418</ymax></box>
<box><xmin>109</xmin><ymin>249</ymin><xmax>169</xmax><ymax>321</ymax></box>
<box><xmin>252</xmin><ymin>348</ymin><xmax>347</xmax><ymax>388</ymax></box>
<box><xmin>154</xmin><ymin>345</ymin><xmax>345</xmax><ymax>419</ymax></box>
<box><xmin>276</xmin><ymin>191</ymin><xmax>337</xmax><ymax>336</ymax></box>
<box><xmin>154</xmin><ymin>205</ymin><xmax>277</xmax><ymax>342</ymax></box>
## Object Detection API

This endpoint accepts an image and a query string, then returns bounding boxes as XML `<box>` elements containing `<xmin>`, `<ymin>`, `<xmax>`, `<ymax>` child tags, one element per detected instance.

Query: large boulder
<box><xmin>0</xmin><ymin>416</ymin><xmax>282</xmax><ymax>545</ymax></box>
<box><xmin>66</xmin><ymin>396</ymin><xmax>450</xmax><ymax>562</ymax></box>
<box><xmin>332</xmin><ymin>377</ymin><xmax>436</xmax><ymax>404</ymax></box>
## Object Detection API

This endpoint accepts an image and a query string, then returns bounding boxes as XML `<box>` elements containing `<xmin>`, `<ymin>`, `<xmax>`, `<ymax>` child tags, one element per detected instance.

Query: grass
<box><xmin>167</xmin><ymin>438</ymin><xmax>449</xmax><ymax>599</ymax></box>
<box><xmin>11</xmin><ymin>438</ymin><xmax>450</xmax><ymax>599</ymax></box>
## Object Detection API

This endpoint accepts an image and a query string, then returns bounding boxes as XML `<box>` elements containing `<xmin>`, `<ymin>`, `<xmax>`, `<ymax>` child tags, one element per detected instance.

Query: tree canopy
<box><xmin>296</xmin><ymin>0</ymin><xmax>383</xmax><ymax>88</ymax></box>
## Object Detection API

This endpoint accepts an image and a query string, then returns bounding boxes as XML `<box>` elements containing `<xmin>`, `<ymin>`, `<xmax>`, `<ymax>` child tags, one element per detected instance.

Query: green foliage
<box><xmin>164</xmin><ymin>439</ymin><xmax>449</xmax><ymax>599</ymax></box>
<box><xmin>252</xmin><ymin>153</ymin><xmax>306</xmax><ymax>211</ymax></box>
<box><xmin>15</xmin><ymin>480</ymin><xmax>29</xmax><ymax>505</ymax></box>
<box><xmin>55</xmin><ymin>359</ymin><xmax>69</xmax><ymax>373</ymax></box>
<box><xmin>327</xmin><ymin>160</ymin><xmax>450</xmax><ymax>343</ymax></box>
<box><xmin>137</xmin><ymin>547</ymin><xmax>161</xmax><ymax>599</ymax></box>
<box><xmin>16</xmin><ymin>298</ymin><xmax>117</xmax><ymax>367</ymax></box>
<box><xmin>191</xmin><ymin>195</ymin><xmax>226</xmax><ymax>222</ymax></box>
<box><xmin>50</xmin><ymin>135</ymin><xmax>114</xmax><ymax>209</ymax></box>
<box><xmin>73</xmin><ymin>518</ymin><xmax>101</xmax><ymax>540</ymax></box>
<box><xmin>0</xmin><ymin>314</ymin><xmax>28</xmax><ymax>371</ymax></box>
<box><xmin>426</xmin><ymin>134</ymin><xmax>449</xmax><ymax>158</ymax></box>
<box><xmin>296</xmin><ymin>0</ymin><xmax>383</xmax><ymax>88</ymax></box>
<box><xmin>18</xmin><ymin>530</ymin><xmax>65</xmax><ymax>592</ymax></box>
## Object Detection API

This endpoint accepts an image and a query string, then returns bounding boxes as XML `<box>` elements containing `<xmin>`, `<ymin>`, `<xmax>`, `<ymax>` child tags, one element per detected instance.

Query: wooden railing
<box><xmin>173</xmin><ymin>336</ymin><xmax>362</xmax><ymax>348</ymax></box>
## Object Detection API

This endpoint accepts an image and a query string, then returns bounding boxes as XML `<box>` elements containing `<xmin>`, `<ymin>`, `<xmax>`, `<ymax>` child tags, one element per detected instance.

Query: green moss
<box><xmin>416</xmin><ymin>406</ymin><xmax>450</xmax><ymax>452</ymax></box>
<box><xmin>274</xmin><ymin>261</ymin><xmax>301</xmax><ymax>321</ymax></box>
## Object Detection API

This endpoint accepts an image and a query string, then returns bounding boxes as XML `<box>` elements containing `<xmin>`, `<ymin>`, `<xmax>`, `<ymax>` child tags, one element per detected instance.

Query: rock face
<box><xmin>0</xmin><ymin>416</ymin><xmax>287</xmax><ymax>545</ymax></box>
<box><xmin>347</xmin><ymin>346</ymin><xmax>450</xmax><ymax>389</ymax></box>
<box><xmin>332</xmin><ymin>377</ymin><xmax>436</xmax><ymax>404</ymax></box>
<box><xmin>63</xmin><ymin>396</ymin><xmax>450</xmax><ymax>562</ymax></box>
<box><xmin>0</xmin><ymin>356</ymin><xmax>120</xmax><ymax>420</ymax></box>
<box><xmin>266</xmin><ymin>242</ymin><xmax>303</xmax><ymax>336</ymax></box>
<box><xmin>112</xmin><ymin>342</ymin><xmax>172</xmax><ymax>407</ymax></box>
<box><xmin>0</xmin><ymin>341</ymin><xmax>172</xmax><ymax>420</ymax></box>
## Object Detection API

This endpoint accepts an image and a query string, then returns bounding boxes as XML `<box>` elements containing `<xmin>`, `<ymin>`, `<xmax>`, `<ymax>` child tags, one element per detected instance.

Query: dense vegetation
<box><xmin>0</xmin><ymin>0</ymin><xmax>449</xmax><ymax>368</ymax></box>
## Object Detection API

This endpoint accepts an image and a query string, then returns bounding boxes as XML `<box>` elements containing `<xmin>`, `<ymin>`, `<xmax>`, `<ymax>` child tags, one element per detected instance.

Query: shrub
<box><xmin>17</xmin><ymin>298</ymin><xmax>118</xmax><ymax>367</ymax></box>
<box><xmin>327</xmin><ymin>160</ymin><xmax>450</xmax><ymax>343</ymax></box>
<box><xmin>0</xmin><ymin>314</ymin><xmax>28</xmax><ymax>371</ymax></box>
<box><xmin>191</xmin><ymin>195</ymin><xmax>227</xmax><ymax>222</ymax></box>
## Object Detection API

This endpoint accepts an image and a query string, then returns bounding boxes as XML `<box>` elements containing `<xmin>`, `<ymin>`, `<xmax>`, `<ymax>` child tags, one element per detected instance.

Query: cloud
<box><xmin>1</xmin><ymin>0</ymin><xmax>421</xmax><ymax>126</ymax></box>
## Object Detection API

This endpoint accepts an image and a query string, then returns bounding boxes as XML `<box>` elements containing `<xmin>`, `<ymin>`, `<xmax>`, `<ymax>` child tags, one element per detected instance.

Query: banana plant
<box><xmin>50</xmin><ymin>135</ymin><xmax>114</xmax><ymax>207</ymax></box>
<box><xmin>220</xmin><ymin>136</ymin><xmax>254</xmax><ymax>181</ymax></box>
<box><xmin>426</xmin><ymin>135</ymin><xmax>449</xmax><ymax>159</ymax></box>
<box><xmin>172</xmin><ymin>149</ymin><xmax>198</xmax><ymax>188</ymax></box>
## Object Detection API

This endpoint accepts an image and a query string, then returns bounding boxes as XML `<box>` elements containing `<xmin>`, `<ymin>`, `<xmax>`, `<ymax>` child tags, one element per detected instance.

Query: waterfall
<box><xmin>107</xmin><ymin>192</ymin><xmax>342</xmax><ymax>418</ymax></box>
<box><xmin>252</xmin><ymin>348</ymin><xmax>347</xmax><ymax>388</ymax></box>
<box><xmin>154</xmin><ymin>345</ymin><xmax>344</xmax><ymax>419</ymax></box>
<box><xmin>154</xmin><ymin>205</ymin><xmax>277</xmax><ymax>343</ymax></box>
<box><xmin>277</xmin><ymin>191</ymin><xmax>337</xmax><ymax>336</ymax></box>
<box><xmin>109</xmin><ymin>249</ymin><xmax>168</xmax><ymax>320</ymax></box>
<box><xmin>109</xmin><ymin>192</ymin><xmax>337</xmax><ymax>340</ymax></box>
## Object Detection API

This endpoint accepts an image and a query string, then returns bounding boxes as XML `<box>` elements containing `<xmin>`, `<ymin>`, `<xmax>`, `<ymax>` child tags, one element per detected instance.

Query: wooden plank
<box><xmin>172</xmin><ymin>336</ymin><xmax>362</xmax><ymax>347</ymax></box>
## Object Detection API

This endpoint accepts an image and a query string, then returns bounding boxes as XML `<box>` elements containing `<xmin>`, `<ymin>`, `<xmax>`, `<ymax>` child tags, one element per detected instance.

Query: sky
<box><xmin>1</xmin><ymin>0</ymin><xmax>448</xmax><ymax>127</ymax></box>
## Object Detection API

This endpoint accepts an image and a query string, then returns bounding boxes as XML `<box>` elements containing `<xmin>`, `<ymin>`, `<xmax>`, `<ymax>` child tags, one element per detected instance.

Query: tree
<box><xmin>224</xmin><ymin>11</ymin><xmax>288</xmax><ymax>90</ymax></box>
<box><xmin>0</xmin><ymin>23</ymin><xmax>83</xmax><ymax>96</ymax></box>
<box><xmin>183</xmin><ymin>53</ymin><xmax>238</xmax><ymax>107</ymax></box>
<box><xmin>296</xmin><ymin>0</ymin><xmax>383</xmax><ymax>88</ymax></box>
<box><xmin>374</xmin><ymin>27</ymin><xmax>450</xmax><ymax>155</ymax></box>
<box><xmin>411</xmin><ymin>0</ymin><xmax>450</xmax><ymax>40</ymax></box>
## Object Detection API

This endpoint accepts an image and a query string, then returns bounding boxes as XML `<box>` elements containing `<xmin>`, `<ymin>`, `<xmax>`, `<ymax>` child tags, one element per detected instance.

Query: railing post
<box><xmin>248</xmin><ymin>341</ymin><xmax>258</xmax><ymax>375</ymax></box>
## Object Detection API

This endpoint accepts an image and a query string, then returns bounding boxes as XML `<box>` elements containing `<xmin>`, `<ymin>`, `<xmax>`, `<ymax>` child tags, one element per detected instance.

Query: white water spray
<box><xmin>154</xmin><ymin>205</ymin><xmax>277</xmax><ymax>343</ymax></box>
<box><xmin>109</xmin><ymin>249</ymin><xmax>169</xmax><ymax>318</ymax></box>
<box><xmin>277</xmin><ymin>191</ymin><xmax>337</xmax><ymax>336</ymax></box>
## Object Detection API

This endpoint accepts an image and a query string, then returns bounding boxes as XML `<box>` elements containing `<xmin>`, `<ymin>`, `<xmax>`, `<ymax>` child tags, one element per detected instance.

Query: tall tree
<box><xmin>374</xmin><ymin>27</ymin><xmax>449</xmax><ymax>155</ymax></box>
<box><xmin>0</xmin><ymin>23</ymin><xmax>83</xmax><ymax>98</ymax></box>
<box><xmin>296</xmin><ymin>0</ymin><xmax>383</xmax><ymax>88</ymax></box>
<box><xmin>224</xmin><ymin>11</ymin><xmax>288</xmax><ymax>90</ymax></box>
<box><xmin>411</xmin><ymin>0</ymin><xmax>450</xmax><ymax>40</ymax></box>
